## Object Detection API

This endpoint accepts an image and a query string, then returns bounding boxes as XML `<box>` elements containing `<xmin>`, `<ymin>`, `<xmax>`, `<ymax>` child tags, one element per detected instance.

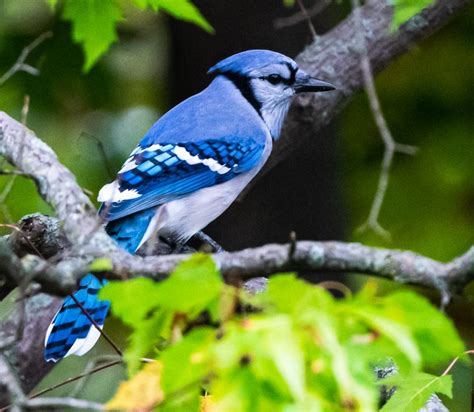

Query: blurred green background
<box><xmin>0</xmin><ymin>0</ymin><xmax>472</xmax><ymax>408</ymax></box>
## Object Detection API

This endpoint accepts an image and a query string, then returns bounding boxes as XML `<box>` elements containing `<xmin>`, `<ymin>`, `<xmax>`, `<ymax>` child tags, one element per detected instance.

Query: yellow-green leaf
<box><xmin>381</xmin><ymin>372</ymin><xmax>452</xmax><ymax>412</ymax></box>
<box><xmin>99</xmin><ymin>277</ymin><xmax>162</xmax><ymax>326</ymax></box>
<box><xmin>46</xmin><ymin>0</ymin><xmax>58</xmax><ymax>9</ymax></box>
<box><xmin>153</xmin><ymin>253</ymin><xmax>223</xmax><ymax>316</ymax></box>
<box><xmin>384</xmin><ymin>291</ymin><xmax>464</xmax><ymax>366</ymax></box>
<box><xmin>391</xmin><ymin>0</ymin><xmax>435</xmax><ymax>29</ymax></box>
<box><xmin>106</xmin><ymin>361</ymin><xmax>163</xmax><ymax>410</ymax></box>
<box><xmin>157</xmin><ymin>0</ymin><xmax>214</xmax><ymax>33</ymax></box>
<box><xmin>88</xmin><ymin>257</ymin><xmax>113</xmax><ymax>272</ymax></box>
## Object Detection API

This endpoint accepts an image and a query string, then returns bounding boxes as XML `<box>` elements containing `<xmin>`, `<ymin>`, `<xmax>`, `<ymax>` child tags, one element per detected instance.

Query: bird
<box><xmin>44</xmin><ymin>49</ymin><xmax>335</xmax><ymax>362</ymax></box>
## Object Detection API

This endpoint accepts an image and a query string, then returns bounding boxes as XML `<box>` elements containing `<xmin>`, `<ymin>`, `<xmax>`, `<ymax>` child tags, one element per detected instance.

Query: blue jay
<box><xmin>44</xmin><ymin>49</ymin><xmax>335</xmax><ymax>362</ymax></box>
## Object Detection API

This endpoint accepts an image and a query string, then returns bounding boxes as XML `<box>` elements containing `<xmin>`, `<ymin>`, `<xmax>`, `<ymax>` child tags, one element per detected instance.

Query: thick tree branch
<box><xmin>0</xmin><ymin>113</ymin><xmax>116</xmax><ymax>253</ymax></box>
<box><xmin>3</xmin><ymin>223</ymin><xmax>472</xmax><ymax>298</ymax></box>
<box><xmin>266</xmin><ymin>0</ymin><xmax>472</xmax><ymax>177</ymax></box>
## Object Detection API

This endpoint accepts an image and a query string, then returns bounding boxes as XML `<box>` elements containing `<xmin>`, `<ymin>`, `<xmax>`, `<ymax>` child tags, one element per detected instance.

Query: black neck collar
<box><xmin>222</xmin><ymin>73</ymin><xmax>262</xmax><ymax>118</ymax></box>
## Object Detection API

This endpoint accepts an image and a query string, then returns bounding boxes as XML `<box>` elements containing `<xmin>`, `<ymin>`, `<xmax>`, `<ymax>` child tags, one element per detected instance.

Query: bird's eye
<box><xmin>266</xmin><ymin>74</ymin><xmax>282</xmax><ymax>85</ymax></box>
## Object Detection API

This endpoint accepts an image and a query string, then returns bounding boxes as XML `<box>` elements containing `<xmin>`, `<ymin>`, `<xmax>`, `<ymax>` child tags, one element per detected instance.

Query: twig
<box><xmin>260</xmin><ymin>0</ymin><xmax>470</xmax><ymax>199</ymax></box>
<box><xmin>274</xmin><ymin>0</ymin><xmax>332</xmax><ymax>31</ymax></box>
<box><xmin>70</xmin><ymin>355</ymin><xmax>120</xmax><ymax>397</ymax></box>
<box><xmin>78</xmin><ymin>131</ymin><xmax>115</xmax><ymax>180</ymax></box>
<box><xmin>318</xmin><ymin>280</ymin><xmax>352</xmax><ymax>298</ymax></box>
<box><xmin>0</xmin><ymin>175</ymin><xmax>16</xmax><ymax>204</ymax></box>
<box><xmin>441</xmin><ymin>349</ymin><xmax>474</xmax><ymax>377</ymax></box>
<box><xmin>23</xmin><ymin>397</ymin><xmax>103</xmax><ymax>410</ymax></box>
<box><xmin>0</xmin><ymin>166</ymin><xmax>17</xmax><ymax>223</ymax></box>
<box><xmin>21</xmin><ymin>95</ymin><xmax>30</xmax><ymax>126</ymax></box>
<box><xmin>27</xmin><ymin>360</ymin><xmax>123</xmax><ymax>401</ymax></box>
<box><xmin>0</xmin><ymin>32</ymin><xmax>52</xmax><ymax>87</ymax></box>
<box><xmin>295</xmin><ymin>0</ymin><xmax>318</xmax><ymax>38</ymax></box>
<box><xmin>288</xmin><ymin>230</ymin><xmax>297</xmax><ymax>261</ymax></box>
<box><xmin>351</xmin><ymin>0</ymin><xmax>418</xmax><ymax>240</ymax></box>
<box><xmin>0</xmin><ymin>170</ymin><xmax>28</xmax><ymax>176</ymax></box>
<box><xmin>0</xmin><ymin>224</ymin><xmax>43</xmax><ymax>257</ymax></box>
<box><xmin>0</xmin><ymin>354</ymin><xmax>26</xmax><ymax>412</ymax></box>
<box><xmin>68</xmin><ymin>293</ymin><xmax>123</xmax><ymax>357</ymax></box>
<box><xmin>4</xmin><ymin>356</ymin><xmax>151</xmax><ymax>411</ymax></box>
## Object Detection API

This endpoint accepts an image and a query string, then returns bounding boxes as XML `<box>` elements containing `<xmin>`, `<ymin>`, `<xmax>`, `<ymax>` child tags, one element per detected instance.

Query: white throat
<box><xmin>260</xmin><ymin>98</ymin><xmax>292</xmax><ymax>139</ymax></box>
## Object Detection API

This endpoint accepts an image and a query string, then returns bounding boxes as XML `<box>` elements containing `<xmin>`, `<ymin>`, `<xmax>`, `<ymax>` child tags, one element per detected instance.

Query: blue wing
<box><xmin>98</xmin><ymin>138</ymin><xmax>264</xmax><ymax>221</ymax></box>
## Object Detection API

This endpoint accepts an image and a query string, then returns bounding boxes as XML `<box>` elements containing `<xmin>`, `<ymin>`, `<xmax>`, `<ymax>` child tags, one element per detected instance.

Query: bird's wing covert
<box><xmin>98</xmin><ymin>139</ymin><xmax>264</xmax><ymax>221</ymax></box>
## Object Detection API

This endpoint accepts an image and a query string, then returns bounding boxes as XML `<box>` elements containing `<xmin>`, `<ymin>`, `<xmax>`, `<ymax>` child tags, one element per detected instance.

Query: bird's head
<box><xmin>208</xmin><ymin>49</ymin><xmax>335</xmax><ymax>139</ymax></box>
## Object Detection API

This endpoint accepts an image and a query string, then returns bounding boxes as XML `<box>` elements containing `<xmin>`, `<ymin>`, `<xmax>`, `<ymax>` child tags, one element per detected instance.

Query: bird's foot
<box><xmin>192</xmin><ymin>231</ymin><xmax>225</xmax><ymax>253</ymax></box>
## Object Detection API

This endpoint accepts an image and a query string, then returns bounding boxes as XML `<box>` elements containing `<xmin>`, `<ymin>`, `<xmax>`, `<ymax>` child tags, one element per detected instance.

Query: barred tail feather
<box><xmin>44</xmin><ymin>274</ymin><xmax>110</xmax><ymax>363</ymax></box>
<box><xmin>45</xmin><ymin>209</ymin><xmax>157</xmax><ymax>363</ymax></box>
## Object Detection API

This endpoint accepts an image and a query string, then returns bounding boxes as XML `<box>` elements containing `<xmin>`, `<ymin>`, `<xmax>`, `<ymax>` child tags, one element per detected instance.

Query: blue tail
<box><xmin>44</xmin><ymin>274</ymin><xmax>109</xmax><ymax>362</ymax></box>
<box><xmin>44</xmin><ymin>208</ymin><xmax>158</xmax><ymax>362</ymax></box>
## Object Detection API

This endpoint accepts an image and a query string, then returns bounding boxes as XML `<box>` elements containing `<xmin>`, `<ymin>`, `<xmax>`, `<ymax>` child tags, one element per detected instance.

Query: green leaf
<box><xmin>46</xmin><ymin>0</ymin><xmax>58</xmax><ymax>9</ymax></box>
<box><xmin>207</xmin><ymin>284</ymin><xmax>238</xmax><ymax>323</ymax></box>
<box><xmin>283</xmin><ymin>0</ymin><xmax>295</xmax><ymax>6</ymax></box>
<box><xmin>384</xmin><ymin>291</ymin><xmax>464</xmax><ymax>366</ymax></box>
<box><xmin>210</xmin><ymin>314</ymin><xmax>305</xmax><ymax>405</ymax></box>
<box><xmin>381</xmin><ymin>372</ymin><xmax>452</xmax><ymax>412</ymax></box>
<box><xmin>63</xmin><ymin>0</ymin><xmax>122</xmax><ymax>72</ymax></box>
<box><xmin>308</xmin><ymin>310</ymin><xmax>379</xmax><ymax>409</ymax></box>
<box><xmin>125</xmin><ymin>309</ymin><xmax>172</xmax><ymax>374</ymax></box>
<box><xmin>99</xmin><ymin>277</ymin><xmax>162</xmax><ymax>327</ymax></box>
<box><xmin>161</xmin><ymin>327</ymin><xmax>215</xmax><ymax>393</ymax></box>
<box><xmin>349</xmin><ymin>306</ymin><xmax>421</xmax><ymax>369</ymax></box>
<box><xmin>153</xmin><ymin>253</ymin><xmax>223</xmax><ymax>317</ymax></box>
<box><xmin>132</xmin><ymin>0</ymin><xmax>160</xmax><ymax>11</ymax></box>
<box><xmin>267</xmin><ymin>274</ymin><xmax>333</xmax><ymax>316</ymax></box>
<box><xmin>391</xmin><ymin>0</ymin><xmax>435</xmax><ymax>29</ymax></box>
<box><xmin>100</xmin><ymin>254</ymin><xmax>222</xmax><ymax>325</ymax></box>
<box><xmin>259</xmin><ymin>316</ymin><xmax>306</xmax><ymax>400</ymax></box>
<box><xmin>156</xmin><ymin>0</ymin><xmax>214</xmax><ymax>33</ymax></box>
<box><xmin>131</xmin><ymin>0</ymin><xmax>212</xmax><ymax>31</ymax></box>
<box><xmin>209</xmin><ymin>367</ymin><xmax>262</xmax><ymax>412</ymax></box>
<box><xmin>88</xmin><ymin>257</ymin><xmax>113</xmax><ymax>272</ymax></box>
<box><xmin>101</xmin><ymin>256</ymin><xmax>464</xmax><ymax>410</ymax></box>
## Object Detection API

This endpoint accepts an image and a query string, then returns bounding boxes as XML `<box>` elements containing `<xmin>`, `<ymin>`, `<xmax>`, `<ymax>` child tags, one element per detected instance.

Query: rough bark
<box><xmin>2</xmin><ymin>214</ymin><xmax>472</xmax><ymax>299</ymax></box>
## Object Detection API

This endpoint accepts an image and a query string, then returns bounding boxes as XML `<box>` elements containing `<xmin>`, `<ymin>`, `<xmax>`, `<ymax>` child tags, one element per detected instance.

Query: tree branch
<box><xmin>5</xmin><ymin>227</ymin><xmax>473</xmax><ymax>297</ymax></box>
<box><xmin>274</xmin><ymin>0</ymin><xmax>333</xmax><ymax>31</ymax></box>
<box><xmin>0</xmin><ymin>32</ymin><xmax>52</xmax><ymax>87</ymax></box>
<box><xmin>351</xmin><ymin>0</ymin><xmax>417</xmax><ymax>239</ymax></box>
<box><xmin>22</xmin><ymin>397</ymin><xmax>103</xmax><ymax>411</ymax></box>
<box><xmin>266</xmin><ymin>0</ymin><xmax>472</xmax><ymax>180</ymax></box>
<box><xmin>0</xmin><ymin>112</ymin><xmax>119</xmax><ymax>253</ymax></box>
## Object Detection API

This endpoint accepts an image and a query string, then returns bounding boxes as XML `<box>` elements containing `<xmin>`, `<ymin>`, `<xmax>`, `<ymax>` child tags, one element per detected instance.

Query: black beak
<box><xmin>294</xmin><ymin>73</ymin><xmax>336</xmax><ymax>94</ymax></box>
